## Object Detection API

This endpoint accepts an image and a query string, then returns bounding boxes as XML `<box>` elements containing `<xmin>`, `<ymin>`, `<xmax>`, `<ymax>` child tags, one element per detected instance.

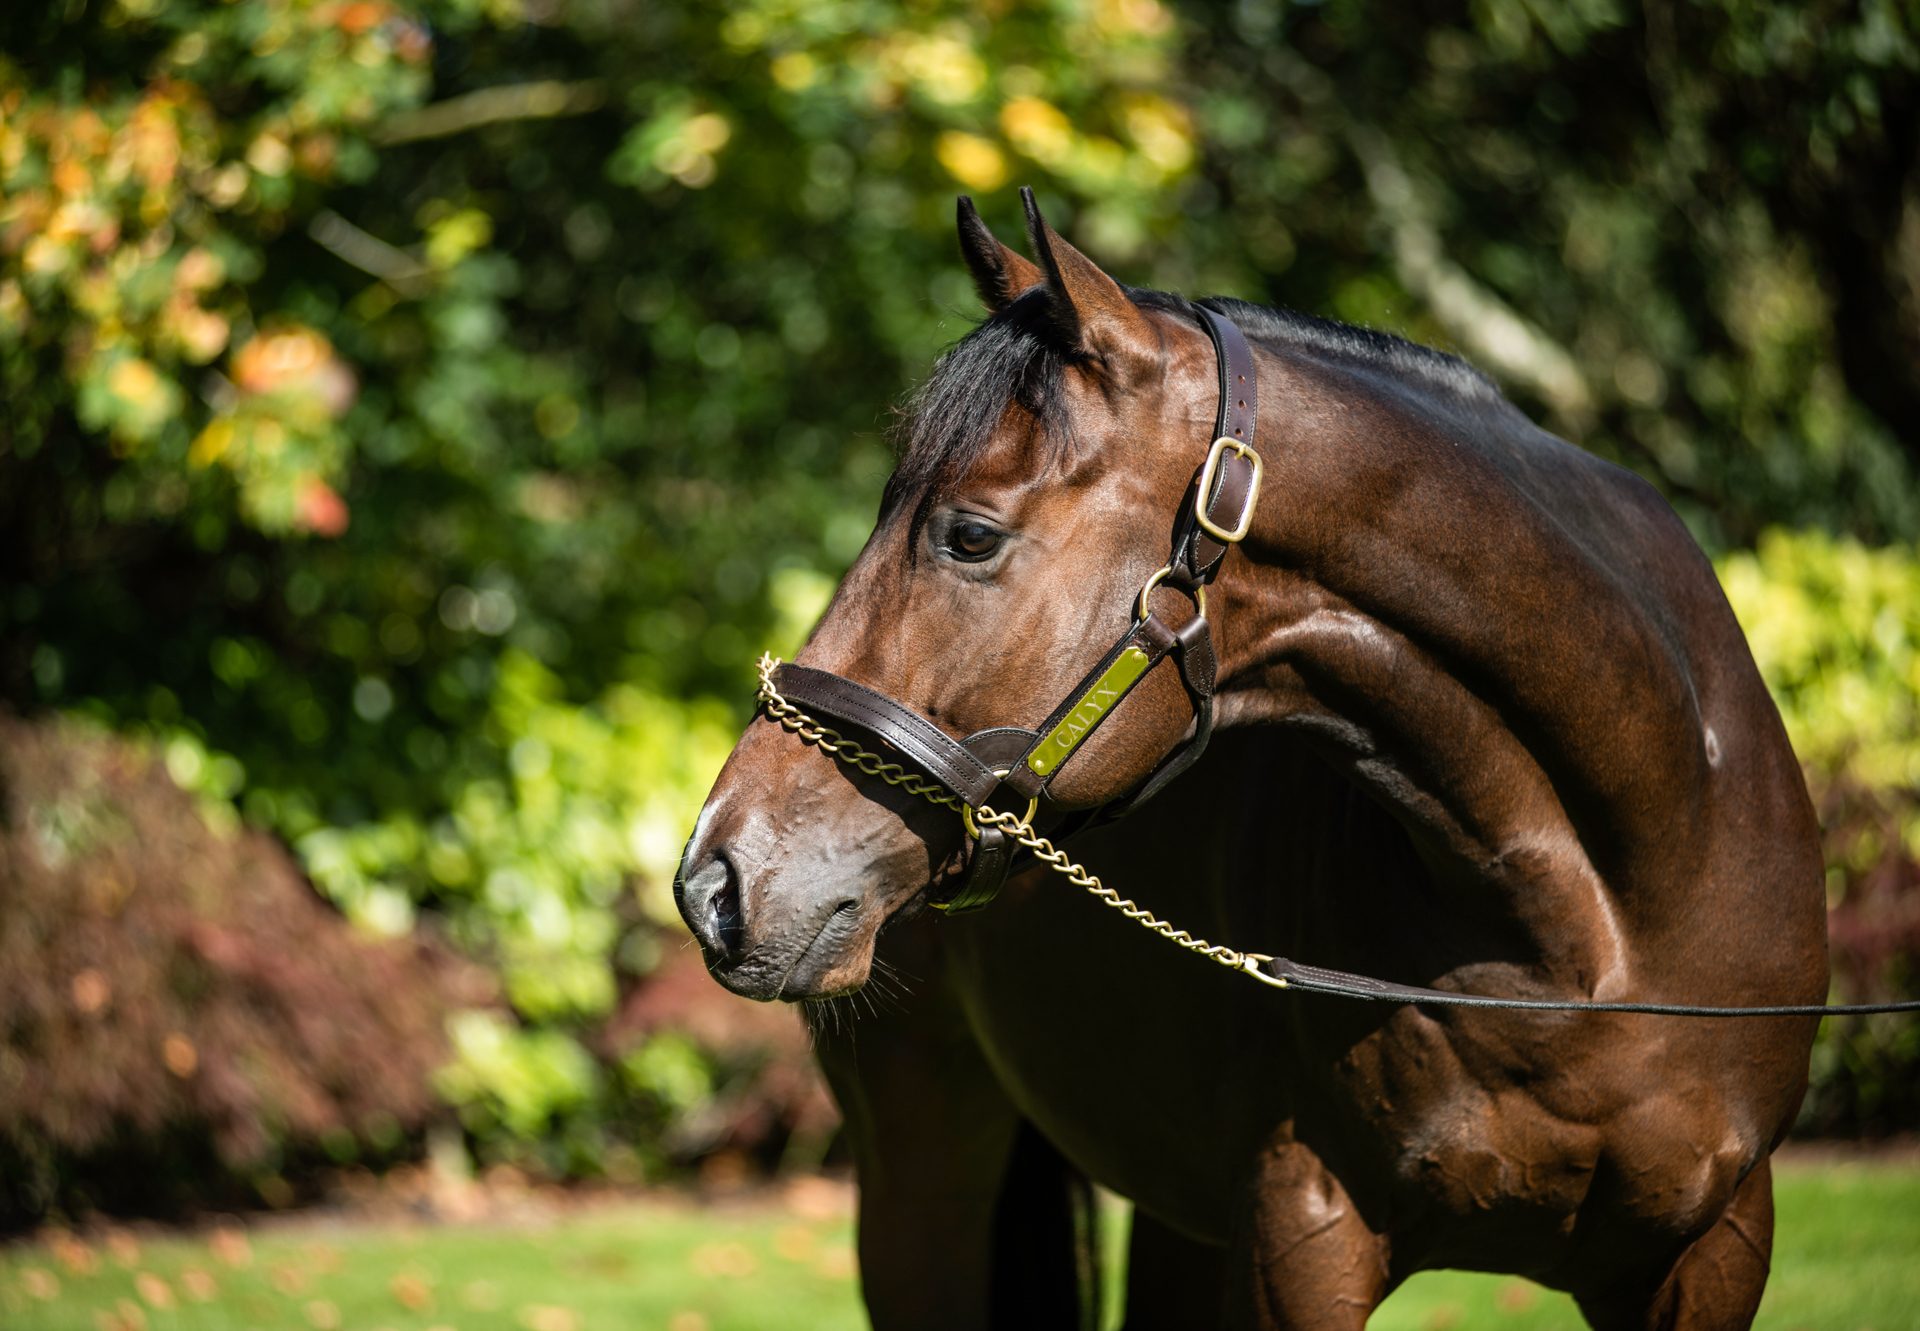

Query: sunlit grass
<box><xmin>1373</xmin><ymin>1159</ymin><xmax>1920</xmax><ymax>1331</ymax></box>
<box><xmin>2</xmin><ymin>1160</ymin><xmax>1914</xmax><ymax>1330</ymax></box>
<box><xmin>0</xmin><ymin>1183</ymin><xmax>861</xmax><ymax>1331</ymax></box>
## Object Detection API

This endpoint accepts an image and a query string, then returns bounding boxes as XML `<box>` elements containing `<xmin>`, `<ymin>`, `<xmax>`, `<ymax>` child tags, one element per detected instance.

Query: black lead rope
<box><xmin>1259</xmin><ymin>956</ymin><xmax>1920</xmax><ymax>1018</ymax></box>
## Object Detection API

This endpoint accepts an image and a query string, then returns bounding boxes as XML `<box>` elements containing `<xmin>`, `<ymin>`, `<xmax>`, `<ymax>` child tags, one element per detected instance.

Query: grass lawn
<box><xmin>1370</xmin><ymin>1158</ymin><xmax>1920</xmax><ymax>1331</ymax></box>
<box><xmin>2</xmin><ymin>1159</ymin><xmax>1914</xmax><ymax>1330</ymax></box>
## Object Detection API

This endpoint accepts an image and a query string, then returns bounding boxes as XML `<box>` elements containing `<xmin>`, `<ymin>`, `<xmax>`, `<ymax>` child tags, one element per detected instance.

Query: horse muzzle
<box><xmin>674</xmin><ymin>828</ymin><xmax>882</xmax><ymax>1002</ymax></box>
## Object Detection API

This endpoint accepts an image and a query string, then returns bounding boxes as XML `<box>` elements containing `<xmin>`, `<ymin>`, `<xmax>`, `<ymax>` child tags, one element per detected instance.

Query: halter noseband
<box><xmin>764</xmin><ymin>306</ymin><xmax>1264</xmax><ymax>912</ymax></box>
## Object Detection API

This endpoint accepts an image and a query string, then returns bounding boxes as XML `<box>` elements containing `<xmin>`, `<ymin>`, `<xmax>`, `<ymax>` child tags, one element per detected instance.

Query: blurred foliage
<box><xmin>1</xmin><ymin>0</ymin><xmax>1916</xmax><ymax>1178</ymax></box>
<box><xmin>1176</xmin><ymin>0</ymin><xmax>1920</xmax><ymax>547</ymax></box>
<box><xmin>1721</xmin><ymin>532</ymin><xmax>1920</xmax><ymax>1135</ymax></box>
<box><xmin>1722</xmin><ymin>531</ymin><xmax>1920</xmax><ymax>799</ymax></box>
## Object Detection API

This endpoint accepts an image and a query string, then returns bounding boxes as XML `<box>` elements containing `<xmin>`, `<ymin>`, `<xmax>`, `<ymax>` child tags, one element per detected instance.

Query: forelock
<box><xmin>882</xmin><ymin>289</ymin><xmax>1074</xmax><ymax>535</ymax></box>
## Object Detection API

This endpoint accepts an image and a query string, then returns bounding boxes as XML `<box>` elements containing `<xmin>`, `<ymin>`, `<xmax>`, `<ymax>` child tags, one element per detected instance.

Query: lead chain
<box><xmin>755</xmin><ymin>654</ymin><xmax>1288</xmax><ymax>992</ymax></box>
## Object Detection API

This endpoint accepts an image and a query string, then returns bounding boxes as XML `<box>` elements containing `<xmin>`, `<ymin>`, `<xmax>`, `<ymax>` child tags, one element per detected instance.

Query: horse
<box><xmin>675</xmin><ymin>189</ymin><xmax>1827</xmax><ymax>1330</ymax></box>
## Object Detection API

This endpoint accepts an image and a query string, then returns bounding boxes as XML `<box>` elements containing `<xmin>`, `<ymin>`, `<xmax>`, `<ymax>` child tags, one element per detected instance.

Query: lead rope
<box><xmin>755</xmin><ymin>653</ymin><xmax>1291</xmax><ymax>992</ymax></box>
<box><xmin>754</xmin><ymin>651</ymin><xmax>1920</xmax><ymax>1018</ymax></box>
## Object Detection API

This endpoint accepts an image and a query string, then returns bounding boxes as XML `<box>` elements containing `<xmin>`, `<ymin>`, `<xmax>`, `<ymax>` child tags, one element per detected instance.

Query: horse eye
<box><xmin>943</xmin><ymin>520</ymin><xmax>1003</xmax><ymax>563</ymax></box>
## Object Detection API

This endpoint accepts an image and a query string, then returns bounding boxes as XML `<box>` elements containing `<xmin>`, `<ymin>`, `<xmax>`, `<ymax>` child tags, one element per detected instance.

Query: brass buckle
<box><xmin>1136</xmin><ymin>564</ymin><xmax>1207</xmax><ymax>622</ymax></box>
<box><xmin>961</xmin><ymin>768</ymin><xmax>1039</xmax><ymax>840</ymax></box>
<box><xmin>1194</xmin><ymin>436</ymin><xmax>1263</xmax><ymax>544</ymax></box>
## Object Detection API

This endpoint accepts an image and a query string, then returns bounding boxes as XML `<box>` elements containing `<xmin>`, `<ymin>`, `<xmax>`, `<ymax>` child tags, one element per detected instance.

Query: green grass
<box><xmin>3</xmin><ymin>1161</ymin><xmax>1915</xmax><ymax>1330</ymax></box>
<box><xmin>0</xmin><ymin>1186</ymin><xmax>864</xmax><ymax>1331</ymax></box>
<box><xmin>1371</xmin><ymin>1161</ymin><xmax>1920</xmax><ymax>1331</ymax></box>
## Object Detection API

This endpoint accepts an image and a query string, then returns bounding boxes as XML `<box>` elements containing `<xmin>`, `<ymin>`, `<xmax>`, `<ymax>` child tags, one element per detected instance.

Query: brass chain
<box><xmin>754</xmin><ymin>654</ymin><xmax>964</xmax><ymax>812</ymax></box>
<box><xmin>755</xmin><ymin>654</ymin><xmax>1288</xmax><ymax>991</ymax></box>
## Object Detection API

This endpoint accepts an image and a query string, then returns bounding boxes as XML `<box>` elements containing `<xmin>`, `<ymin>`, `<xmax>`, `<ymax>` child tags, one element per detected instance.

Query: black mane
<box><xmin>884</xmin><ymin>285</ymin><xmax>1501</xmax><ymax>526</ymax></box>
<box><xmin>883</xmin><ymin>287</ymin><xmax>1072</xmax><ymax>529</ymax></box>
<box><xmin>1182</xmin><ymin>293</ymin><xmax>1501</xmax><ymax>404</ymax></box>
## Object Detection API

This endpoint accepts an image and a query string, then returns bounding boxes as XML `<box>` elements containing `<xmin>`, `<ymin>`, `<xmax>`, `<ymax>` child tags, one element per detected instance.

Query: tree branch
<box><xmin>1345</xmin><ymin>126</ymin><xmax>1595</xmax><ymax>429</ymax></box>
<box><xmin>1260</xmin><ymin>47</ymin><xmax>1595</xmax><ymax>428</ymax></box>
<box><xmin>308</xmin><ymin>210</ymin><xmax>431</xmax><ymax>296</ymax></box>
<box><xmin>376</xmin><ymin>80</ymin><xmax>605</xmax><ymax>147</ymax></box>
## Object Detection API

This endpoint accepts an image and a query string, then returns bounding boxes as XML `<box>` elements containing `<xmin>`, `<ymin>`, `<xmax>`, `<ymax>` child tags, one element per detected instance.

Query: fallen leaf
<box><xmin>813</xmin><ymin>1246</ymin><xmax>855</xmax><ymax>1280</ymax></box>
<box><xmin>180</xmin><ymin>1268</ymin><xmax>218</xmax><ymax>1301</ymax></box>
<box><xmin>305</xmin><ymin>1298</ymin><xmax>342</xmax><ymax>1328</ymax></box>
<box><xmin>134</xmin><ymin>1272</ymin><xmax>175</xmax><ymax>1308</ymax></box>
<box><xmin>518</xmin><ymin>1304</ymin><xmax>579</xmax><ymax>1331</ymax></box>
<box><xmin>1496</xmin><ymin>1280</ymin><xmax>1538</xmax><ymax>1313</ymax></box>
<box><xmin>114</xmin><ymin>1298</ymin><xmax>149</xmax><ymax>1331</ymax></box>
<box><xmin>270</xmin><ymin>1264</ymin><xmax>308</xmax><ymax>1294</ymax></box>
<box><xmin>461</xmin><ymin>1279</ymin><xmax>501</xmax><ymax>1310</ymax></box>
<box><xmin>1423</xmin><ymin>1304</ymin><xmax>1464</xmax><ymax>1331</ymax></box>
<box><xmin>783</xmin><ymin>1176</ymin><xmax>853</xmax><ymax>1221</ymax></box>
<box><xmin>667</xmin><ymin>1313</ymin><xmax>709</xmax><ymax>1331</ymax></box>
<box><xmin>104</xmin><ymin>1229</ymin><xmax>142</xmax><ymax>1266</ymax></box>
<box><xmin>305</xmin><ymin>1243</ymin><xmax>344</xmax><ymax>1274</ymax></box>
<box><xmin>391</xmin><ymin>1270</ymin><xmax>433</xmax><ymax>1311</ymax></box>
<box><xmin>20</xmin><ymin>1267</ymin><xmax>59</xmax><ymax>1299</ymax></box>
<box><xmin>689</xmin><ymin>1242</ymin><xmax>757</xmax><ymax>1279</ymax></box>
<box><xmin>209</xmin><ymin>1228</ymin><xmax>252</xmax><ymax>1268</ymax></box>
<box><xmin>773</xmin><ymin>1225</ymin><xmax>815</xmax><ymax>1262</ymax></box>
<box><xmin>49</xmin><ymin>1232</ymin><xmax>99</xmax><ymax>1274</ymax></box>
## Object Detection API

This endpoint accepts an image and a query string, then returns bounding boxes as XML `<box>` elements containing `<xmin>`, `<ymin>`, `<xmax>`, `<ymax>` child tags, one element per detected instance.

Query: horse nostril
<box><xmin>678</xmin><ymin>848</ymin><xmax>748</xmax><ymax>963</ymax></box>
<box><xmin>833</xmin><ymin>897</ymin><xmax>859</xmax><ymax>917</ymax></box>
<box><xmin>711</xmin><ymin>853</ymin><xmax>745</xmax><ymax>957</ymax></box>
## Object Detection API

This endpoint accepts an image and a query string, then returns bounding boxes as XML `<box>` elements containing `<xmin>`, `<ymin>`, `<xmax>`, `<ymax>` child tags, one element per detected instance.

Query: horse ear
<box><xmin>1020</xmin><ymin>185</ymin><xmax>1157</xmax><ymax>370</ymax></box>
<box><xmin>957</xmin><ymin>195</ymin><xmax>1044</xmax><ymax>311</ymax></box>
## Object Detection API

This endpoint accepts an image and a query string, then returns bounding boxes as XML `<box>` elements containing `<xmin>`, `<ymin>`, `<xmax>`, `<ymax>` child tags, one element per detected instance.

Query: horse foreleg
<box><xmin>812</xmin><ymin>929</ymin><xmax>1097</xmax><ymax>1330</ymax></box>
<box><xmin>1228</xmin><ymin>1140</ymin><xmax>1389</xmax><ymax>1331</ymax></box>
<box><xmin>1577</xmin><ymin>1156</ymin><xmax>1775</xmax><ymax>1331</ymax></box>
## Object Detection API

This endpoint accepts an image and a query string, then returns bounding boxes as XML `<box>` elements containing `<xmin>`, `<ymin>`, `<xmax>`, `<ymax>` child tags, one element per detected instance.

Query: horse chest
<box><xmin>938</xmin><ymin>882</ymin><xmax>1618</xmax><ymax>1253</ymax></box>
<box><xmin>941</xmin><ymin>882</ymin><xmax>1293</xmax><ymax>1241</ymax></box>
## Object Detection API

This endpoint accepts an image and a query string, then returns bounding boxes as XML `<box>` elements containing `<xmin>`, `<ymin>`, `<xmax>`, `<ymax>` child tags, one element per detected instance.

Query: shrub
<box><xmin>0</xmin><ymin>713</ymin><xmax>484</xmax><ymax>1226</ymax></box>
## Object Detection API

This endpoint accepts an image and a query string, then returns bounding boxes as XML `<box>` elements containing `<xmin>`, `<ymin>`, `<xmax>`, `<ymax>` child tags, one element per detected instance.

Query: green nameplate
<box><xmin>1026</xmin><ymin>646</ymin><xmax>1153</xmax><ymax>777</ymax></box>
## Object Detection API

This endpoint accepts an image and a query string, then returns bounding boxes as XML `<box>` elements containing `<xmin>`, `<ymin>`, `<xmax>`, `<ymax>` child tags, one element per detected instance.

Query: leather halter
<box><xmin>767</xmin><ymin>306</ymin><xmax>1263</xmax><ymax>913</ymax></box>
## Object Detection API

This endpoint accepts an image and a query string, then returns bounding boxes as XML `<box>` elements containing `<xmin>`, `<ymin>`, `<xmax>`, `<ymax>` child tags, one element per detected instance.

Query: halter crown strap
<box><xmin>1178</xmin><ymin>306</ymin><xmax>1263</xmax><ymax>583</ymax></box>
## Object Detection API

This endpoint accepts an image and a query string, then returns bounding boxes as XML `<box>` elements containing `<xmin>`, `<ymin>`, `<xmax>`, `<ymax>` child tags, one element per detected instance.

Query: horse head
<box><xmin>677</xmin><ymin>192</ymin><xmax>1241</xmax><ymax>1001</ymax></box>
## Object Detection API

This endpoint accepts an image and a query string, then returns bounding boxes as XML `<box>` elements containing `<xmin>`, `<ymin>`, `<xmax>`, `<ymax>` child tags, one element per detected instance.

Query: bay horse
<box><xmin>676</xmin><ymin>190</ymin><xmax>1826</xmax><ymax>1329</ymax></box>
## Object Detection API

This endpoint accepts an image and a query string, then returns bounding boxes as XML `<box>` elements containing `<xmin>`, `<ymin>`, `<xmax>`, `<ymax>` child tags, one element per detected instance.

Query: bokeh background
<box><xmin>1</xmin><ymin>0</ymin><xmax>1916</xmax><ymax>1319</ymax></box>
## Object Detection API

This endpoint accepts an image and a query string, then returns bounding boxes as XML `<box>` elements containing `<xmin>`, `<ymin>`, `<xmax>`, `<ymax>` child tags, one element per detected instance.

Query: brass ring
<box><xmin>1136</xmin><ymin>565</ymin><xmax>1207</xmax><ymax>622</ymax></box>
<box><xmin>962</xmin><ymin>768</ymin><xmax>1039</xmax><ymax>840</ymax></box>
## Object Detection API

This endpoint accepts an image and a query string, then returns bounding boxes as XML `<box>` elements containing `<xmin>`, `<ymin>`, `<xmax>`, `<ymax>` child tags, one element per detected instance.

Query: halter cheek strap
<box><xmin>767</xmin><ymin>305</ymin><xmax>1263</xmax><ymax>912</ymax></box>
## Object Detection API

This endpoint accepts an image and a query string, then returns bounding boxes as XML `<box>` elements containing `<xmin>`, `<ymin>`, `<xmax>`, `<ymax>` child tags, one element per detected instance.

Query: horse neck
<box><xmin>1208</xmin><ymin>348</ymin><xmax>1722</xmax><ymax>922</ymax></box>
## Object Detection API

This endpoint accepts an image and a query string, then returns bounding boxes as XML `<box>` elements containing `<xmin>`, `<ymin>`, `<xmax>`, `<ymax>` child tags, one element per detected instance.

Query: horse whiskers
<box><xmin>798</xmin><ymin>997</ymin><xmax>830</xmax><ymax>1045</ymax></box>
<box><xmin>870</xmin><ymin>954</ymin><xmax>915</xmax><ymax>994</ymax></box>
<box><xmin>862</xmin><ymin>964</ymin><xmax>909</xmax><ymax>1016</ymax></box>
<box><xmin>801</xmin><ymin>992</ymin><xmax>868</xmax><ymax>1047</ymax></box>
